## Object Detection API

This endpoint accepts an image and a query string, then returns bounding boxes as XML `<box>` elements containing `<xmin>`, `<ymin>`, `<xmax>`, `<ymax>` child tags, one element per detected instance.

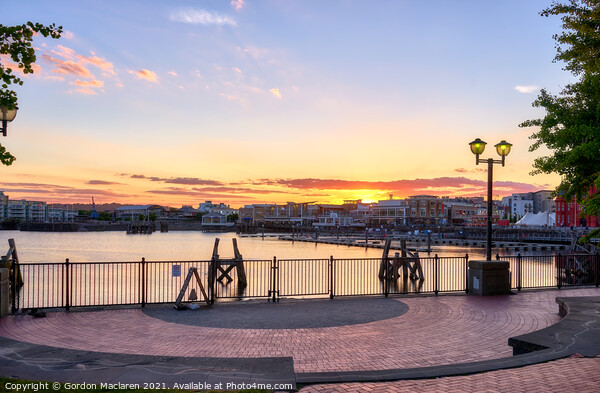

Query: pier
<box><xmin>278</xmin><ymin>234</ymin><xmax>569</xmax><ymax>252</ymax></box>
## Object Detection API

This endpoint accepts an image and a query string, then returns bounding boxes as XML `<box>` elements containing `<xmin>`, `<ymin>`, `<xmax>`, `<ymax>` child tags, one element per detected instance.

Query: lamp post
<box><xmin>469</xmin><ymin>138</ymin><xmax>512</xmax><ymax>261</ymax></box>
<box><xmin>0</xmin><ymin>106</ymin><xmax>18</xmax><ymax>137</ymax></box>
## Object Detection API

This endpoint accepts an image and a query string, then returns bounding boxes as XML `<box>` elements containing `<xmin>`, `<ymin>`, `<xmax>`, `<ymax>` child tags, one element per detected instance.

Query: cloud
<box><xmin>247</xmin><ymin>177</ymin><xmax>543</xmax><ymax>197</ymax></box>
<box><xmin>170</xmin><ymin>9</ymin><xmax>237</xmax><ymax>26</ymax></box>
<box><xmin>129</xmin><ymin>174</ymin><xmax>223</xmax><ymax>186</ymax></box>
<box><xmin>44</xmin><ymin>46</ymin><xmax>114</xmax><ymax>78</ymax></box>
<box><xmin>41</xmin><ymin>54</ymin><xmax>94</xmax><ymax>78</ymax></box>
<box><xmin>0</xmin><ymin>182</ymin><xmax>128</xmax><ymax>200</ymax></box>
<box><xmin>168</xmin><ymin>71</ymin><xmax>178</xmax><ymax>76</ymax></box>
<box><xmin>454</xmin><ymin>167</ymin><xmax>486</xmax><ymax>173</ymax></box>
<box><xmin>232</xmin><ymin>67</ymin><xmax>242</xmax><ymax>74</ymax></box>
<box><xmin>62</xmin><ymin>30</ymin><xmax>75</xmax><ymax>40</ymax></box>
<box><xmin>79</xmin><ymin>52</ymin><xmax>115</xmax><ymax>75</ymax></box>
<box><xmin>73</xmin><ymin>88</ymin><xmax>98</xmax><ymax>95</ymax></box>
<box><xmin>514</xmin><ymin>85</ymin><xmax>540</xmax><ymax>93</ymax></box>
<box><xmin>129</xmin><ymin>69</ymin><xmax>158</xmax><ymax>83</ymax></box>
<box><xmin>72</xmin><ymin>80</ymin><xmax>104</xmax><ymax>88</ymax></box>
<box><xmin>86</xmin><ymin>180</ymin><xmax>122</xmax><ymax>185</ymax></box>
<box><xmin>269</xmin><ymin>88</ymin><xmax>282</xmax><ymax>99</ymax></box>
<box><xmin>231</xmin><ymin>0</ymin><xmax>245</xmax><ymax>11</ymax></box>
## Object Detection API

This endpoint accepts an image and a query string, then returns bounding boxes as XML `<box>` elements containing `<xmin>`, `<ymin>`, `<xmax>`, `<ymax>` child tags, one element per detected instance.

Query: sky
<box><xmin>0</xmin><ymin>0</ymin><xmax>573</xmax><ymax>208</ymax></box>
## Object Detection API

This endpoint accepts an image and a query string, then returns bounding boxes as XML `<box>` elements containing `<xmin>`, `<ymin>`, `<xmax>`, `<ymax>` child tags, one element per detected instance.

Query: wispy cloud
<box><xmin>247</xmin><ymin>177</ymin><xmax>542</xmax><ymax>197</ymax></box>
<box><xmin>128</xmin><ymin>174</ymin><xmax>223</xmax><ymax>186</ymax></box>
<box><xmin>269</xmin><ymin>88</ymin><xmax>282</xmax><ymax>99</ymax></box>
<box><xmin>41</xmin><ymin>54</ymin><xmax>94</xmax><ymax>78</ymax></box>
<box><xmin>170</xmin><ymin>9</ymin><xmax>237</xmax><ymax>26</ymax></box>
<box><xmin>514</xmin><ymin>85</ymin><xmax>539</xmax><ymax>94</ymax></box>
<box><xmin>168</xmin><ymin>71</ymin><xmax>178</xmax><ymax>76</ymax></box>
<box><xmin>72</xmin><ymin>80</ymin><xmax>104</xmax><ymax>88</ymax></box>
<box><xmin>231</xmin><ymin>0</ymin><xmax>245</xmax><ymax>11</ymax></box>
<box><xmin>86</xmin><ymin>180</ymin><xmax>122</xmax><ymax>185</ymax></box>
<box><xmin>129</xmin><ymin>69</ymin><xmax>158</xmax><ymax>83</ymax></box>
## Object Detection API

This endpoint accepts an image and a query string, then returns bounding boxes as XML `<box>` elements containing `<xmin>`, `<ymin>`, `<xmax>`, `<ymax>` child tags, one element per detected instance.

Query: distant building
<box><xmin>532</xmin><ymin>190</ymin><xmax>556</xmax><ymax>214</ymax></box>
<box><xmin>555</xmin><ymin>185</ymin><xmax>599</xmax><ymax>227</ymax></box>
<box><xmin>406</xmin><ymin>195</ymin><xmax>445</xmax><ymax>225</ymax></box>
<box><xmin>501</xmin><ymin>194</ymin><xmax>534</xmax><ymax>220</ymax></box>
<box><xmin>198</xmin><ymin>201</ymin><xmax>237</xmax><ymax>217</ymax></box>
<box><xmin>115</xmin><ymin>205</ymin><xmax>165</xmax><ymax>221</ymax></box>
<box><xmin>370</xmin><ymin>199</ymin><xmax>408</xmax><ymax>225</ymax></box>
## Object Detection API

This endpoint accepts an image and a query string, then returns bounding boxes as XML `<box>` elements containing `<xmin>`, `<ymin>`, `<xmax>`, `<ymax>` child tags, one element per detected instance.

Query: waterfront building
<box><xmin>48</xmin><ymin>208</ymin><xmax>77</xmax><ymax>222</ymax></box>
<box><xmin>240</xmin><ymin>202</ymin><xmax>315</xmax><ymax>224</ymax></box>
<box><xmin>407</xmin><ymin>195</ymin><xmax>445</xmax><ymax>225</ymax></box>
<box><xmin>115</xmin><ymin>205</ymin><xmax>165</xmax><ymax>221</ymax></box>
<box><xmin>555</xmin><ymin>185</ymin><xmax>599</xmax><ymax>227</ymax></box>
<box><xmin>198</xmin><ymin>201</ymin><xmax>237</xmax><ymax>217</ymax></box>
<box><xmin>370</xmin><ymin>199</ymin><xmax>409</xmax><ymax>225</ymax></box>
<box><xmin>0</xmin><ymin>192</ymin><xmax>7</xmax><ymax>221</ymax></box>
<box><xmin>532</xmin><ymin>190</ymin><xmax>556</xmax><ymax>214</ymax></box>
<box><xmin>501</xmin><ymin>194</ymin><xmax>534</xmax><ymax>221</ymax></box>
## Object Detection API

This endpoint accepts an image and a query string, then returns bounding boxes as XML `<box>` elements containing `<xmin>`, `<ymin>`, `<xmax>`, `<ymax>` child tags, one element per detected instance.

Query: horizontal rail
<box><xmin>11</xmin><ymin>253</ymin><xmax>599</xmax><ymax>310</ymax></box>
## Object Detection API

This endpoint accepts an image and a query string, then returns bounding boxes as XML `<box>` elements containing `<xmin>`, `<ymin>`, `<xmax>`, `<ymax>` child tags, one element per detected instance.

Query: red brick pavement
<box><xmin>298</xmin><ymin>355</ymin><xmax>600</xmax><ymax>393</ymax></box>
<box><xmin>0</xmin><ymin>288</ymin><xmax>598</xmax><ymax>374</ymax></box>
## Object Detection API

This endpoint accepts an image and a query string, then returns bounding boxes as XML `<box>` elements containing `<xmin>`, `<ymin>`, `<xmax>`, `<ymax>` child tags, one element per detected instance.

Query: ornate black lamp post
<box><xmin>1</xmin><ymin>106</ymin><xmax>18</xmax><ymax>137</ymax></box>
<box><xmin>469</xmin><ymin>138</ymin><xmax>512</xmax><ymax>261</ymax></box>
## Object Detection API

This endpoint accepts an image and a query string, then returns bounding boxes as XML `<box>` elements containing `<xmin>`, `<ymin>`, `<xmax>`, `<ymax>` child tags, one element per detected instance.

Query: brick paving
<box><xmin>299</xmin><ymin>355</ymin><xmax>600</xmax><ymax>392</ymax></box>
<box><xmin>1</xmin><ymin>288</ymin><xmax>598</xmax><ymax>375</ymax></box>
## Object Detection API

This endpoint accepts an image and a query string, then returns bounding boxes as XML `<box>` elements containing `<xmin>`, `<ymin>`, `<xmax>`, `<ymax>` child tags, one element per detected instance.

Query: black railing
<box><xmin>11</xmin><ymin>253</ymin><xmax>600</xmax><ymax>311</ymax></box>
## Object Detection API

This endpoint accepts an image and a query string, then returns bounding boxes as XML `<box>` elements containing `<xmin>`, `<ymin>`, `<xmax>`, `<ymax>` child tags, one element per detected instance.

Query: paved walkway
<box><xmin>0</xmin><ymin>287</ymin><xmax>599</xmax><ymax>390</ymax></box>
<box><xmin>299</xmin><ymin>355</ymin><xmax>600</xmax><ymax>392</ymax></box>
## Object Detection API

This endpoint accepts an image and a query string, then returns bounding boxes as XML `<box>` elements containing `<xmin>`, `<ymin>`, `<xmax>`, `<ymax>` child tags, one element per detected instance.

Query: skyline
<box><xmin>1</xmin><ymin>1</ymin><xmax>570</xmax><ymax>208</ymax></box>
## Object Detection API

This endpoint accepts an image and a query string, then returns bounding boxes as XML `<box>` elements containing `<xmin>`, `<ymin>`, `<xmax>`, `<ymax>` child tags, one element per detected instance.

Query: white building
<box><xmin>198</xmin><ymin>201</ymin><xmax>237</xmax><ymax>217</ymax></box>
<box><xmin>501</xmin><ymin>194</ymin><xmax>534</xmax><ymax>220</ymax></box>
<box><xmin>115</xmin><ymin>205</ymin><xmax>165</xmax><ymax>221</ymax></box>
<box><xmin>370</xmin><ymin>199</ymin><xmax>409</xmax><ymax>225</ymax></box>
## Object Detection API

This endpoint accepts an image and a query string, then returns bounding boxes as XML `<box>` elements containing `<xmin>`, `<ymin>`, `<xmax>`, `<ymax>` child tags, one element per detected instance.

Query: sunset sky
<box><xmin>1</xmin><ymin>0</ymin><xmax>570</xmax><ymax>208</ymax></box>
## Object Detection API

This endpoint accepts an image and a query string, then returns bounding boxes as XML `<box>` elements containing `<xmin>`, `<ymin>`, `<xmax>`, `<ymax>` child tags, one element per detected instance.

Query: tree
<box><xmin>520</xmin><ymin>1</ymin><xmax>600</xmax><ymax>226</ymax></box>
<box><xmin>1</xmin><ymin>22</ymin><xmax>62</xmax><ymax>166</ymax></box>
<box><xmin>227</xmin><ymin>212</ymin><xmax>239</xmax><ymax>222</ymax></box>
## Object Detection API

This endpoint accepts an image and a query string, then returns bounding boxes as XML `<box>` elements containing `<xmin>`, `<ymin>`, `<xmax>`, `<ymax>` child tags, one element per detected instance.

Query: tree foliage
<box><xmin>0</xmin><ymin>22</ymin><xmax>62</xmax><ymax>166</ymax></box>
<box><xmin>520</xmin><ymin>0</ymin><xmax>600</xmax><ymax>221</ymax></box>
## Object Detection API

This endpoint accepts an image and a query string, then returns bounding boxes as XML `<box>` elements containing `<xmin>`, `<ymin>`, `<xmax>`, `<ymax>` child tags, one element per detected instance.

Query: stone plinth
<box><xmin>468</xmin><ymin>260</ymin><xmax>510</xmax><ymax>296</ymax></box>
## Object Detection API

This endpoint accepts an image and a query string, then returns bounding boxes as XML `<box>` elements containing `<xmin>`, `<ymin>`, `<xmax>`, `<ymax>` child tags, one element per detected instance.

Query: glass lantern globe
<box><xmin>469</xmin><ymin>138</ymin><xmax>487</xmax><ymax>155</ymax></box>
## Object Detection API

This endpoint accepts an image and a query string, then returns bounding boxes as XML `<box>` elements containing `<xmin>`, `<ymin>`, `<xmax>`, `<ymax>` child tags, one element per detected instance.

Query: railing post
<box><xmin>65</xmin><ymin>258</ymin><xmax>70</xmax><ymax>311</ymax></box>
<box><xmin>141</xmin><ymin>257</ymin><xmax>146</xmax><ymax>307</ymax></box>
<box><xmin>465</xmin><ymin>253</ymin><xmax>469</xmax><ymax>294</ymax></box>
<box><xmin>556</xmin><ymin>253</ymin><xmax>562</xmax><ymax>289</ymax></box>
<box><xmin>384</xmin><ymin>254</ymin><xmax>389</xmax><ymax>297</ymax></box>
<box><xmin>434</xmin><ymin>254</ymin><xmax>439</xmax><ymax>295</ymax></box>
<box><xmin>329</xmin><ymin>255</ymin><xmax>334</xmax><ymax>299</ymax></box>
<box><xmin>517</xmin><ymin>253</ymin><xmax>522</xmax><ymax>291</ymax></box>
<box><xmin>271</xmin><ymin>256</ymin><xmax>278</xmax><ymax>302</ymax></box>
<box><xmin>10</xmin><ymin>257</ymin><xmax>17</xmax><ymax>313</ymax></box>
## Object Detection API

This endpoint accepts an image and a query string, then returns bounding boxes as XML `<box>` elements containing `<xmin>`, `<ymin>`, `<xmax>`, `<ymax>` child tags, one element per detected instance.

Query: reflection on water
<box><xmin>0</xmin><ymin>230</ymin><xmax>556</xmax><ymax>263</ymax></box>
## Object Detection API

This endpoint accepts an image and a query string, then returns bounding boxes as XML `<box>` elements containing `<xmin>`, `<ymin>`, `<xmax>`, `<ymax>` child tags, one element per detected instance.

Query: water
<box><xmin>0</xmin><ymin>230</ymin><xmax>548</xmax><ymax>263</ymax></box>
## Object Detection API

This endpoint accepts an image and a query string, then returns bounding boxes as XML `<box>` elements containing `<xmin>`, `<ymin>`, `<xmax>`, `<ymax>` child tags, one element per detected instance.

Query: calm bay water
<box><xmin>0</xmin><ymin>230</ymin><xmax>548</xmax><ymax>263</ymax></box>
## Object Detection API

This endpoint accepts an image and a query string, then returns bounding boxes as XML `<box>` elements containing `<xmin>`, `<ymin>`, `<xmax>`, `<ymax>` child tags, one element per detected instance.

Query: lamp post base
<box><xmin>468</xmin><ymin>260</ymin><xmax>511</xmax><ymax>296</ymax></box>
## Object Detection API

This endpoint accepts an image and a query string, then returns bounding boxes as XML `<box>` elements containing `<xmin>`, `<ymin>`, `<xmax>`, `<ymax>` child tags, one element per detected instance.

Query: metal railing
<box><xmin>10</xmin><ymin>253</ymin><xmax>600</xmax><ymax>311</ymax></box>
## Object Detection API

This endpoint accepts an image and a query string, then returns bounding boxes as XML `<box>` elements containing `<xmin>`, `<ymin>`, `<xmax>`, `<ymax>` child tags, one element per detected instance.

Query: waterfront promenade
<box><xmin>0</xmin><ymin>287</ymin><xmax>599</xmax><ymax>391</ymax></box>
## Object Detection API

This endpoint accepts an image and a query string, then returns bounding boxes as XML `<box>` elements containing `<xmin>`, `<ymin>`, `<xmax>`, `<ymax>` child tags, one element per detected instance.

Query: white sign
<box><xmin>172</xmin><ymin>264</ymin><xmax>181</xmax><ymax>277</ymax></box>
<box><xmin>473</xmin><ymin>276</ymin><xmax>480</xmax><ymax>290</ymax></box>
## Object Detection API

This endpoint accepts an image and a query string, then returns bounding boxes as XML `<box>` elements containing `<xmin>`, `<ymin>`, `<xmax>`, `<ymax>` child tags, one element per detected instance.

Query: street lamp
<box><xmin>469</xmin><ymin>138</ymin><xmax>512</xmax><ymax>261</ymax></box>
<box><xmin>1</xmin><ymin>106</ymin><xmax>18</xmax><ymax>137</ymax></box>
